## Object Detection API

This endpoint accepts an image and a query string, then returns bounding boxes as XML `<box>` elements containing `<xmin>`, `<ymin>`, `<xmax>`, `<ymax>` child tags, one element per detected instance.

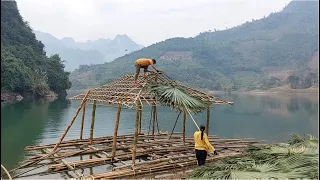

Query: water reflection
<box><xmin>1</xmin><ymin>99</ymin><xmax>70</xmax><ymax>170</ymax></box>
<box><xmin>1</xmin><ymin>93</ymin><xmax>318</xmax><ymax>171</ymax></box>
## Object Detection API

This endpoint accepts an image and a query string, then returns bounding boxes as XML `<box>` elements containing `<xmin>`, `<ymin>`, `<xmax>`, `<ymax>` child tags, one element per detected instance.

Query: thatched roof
<box><xmin>69</xmin><ymin>73</ymin><xmax>233</xmax><ymax>109</ymax></box>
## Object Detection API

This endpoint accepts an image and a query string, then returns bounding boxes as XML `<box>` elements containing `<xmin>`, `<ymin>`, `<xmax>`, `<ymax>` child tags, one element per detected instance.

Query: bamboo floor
<box><xmin>8</xmin><ymin>133</ymin><xmax>266</xmax><ymax>179</ymax></box>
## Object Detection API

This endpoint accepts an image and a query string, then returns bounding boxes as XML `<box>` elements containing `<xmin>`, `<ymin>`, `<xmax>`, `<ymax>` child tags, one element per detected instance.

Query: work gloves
<box><xmin>213</xmin><ymin>150</ymin><xmax>218</xmax><ymax>156</ymax></box>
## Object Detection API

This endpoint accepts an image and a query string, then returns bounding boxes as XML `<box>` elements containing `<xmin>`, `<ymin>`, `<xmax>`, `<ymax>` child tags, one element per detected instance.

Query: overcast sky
<box><xmin>16</xmin><ymin>0</ymin><xmax>291</xmax><ymax>46</ymax></box>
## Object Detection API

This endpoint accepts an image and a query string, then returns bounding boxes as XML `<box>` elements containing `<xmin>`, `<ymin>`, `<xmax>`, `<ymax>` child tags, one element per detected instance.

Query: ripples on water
<box><xmin>1</xmin><ymin>93</ymin><xmax>318</xmax><ymax>172</ymax></box>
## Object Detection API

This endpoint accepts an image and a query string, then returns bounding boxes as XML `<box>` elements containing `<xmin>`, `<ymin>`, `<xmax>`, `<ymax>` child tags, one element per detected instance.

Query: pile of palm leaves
<box><xmin>189</xmin><ymin>134</ymin><xmax>318</xmax><ymax>179</ymax></box>
<box><xmin>147</xmin><ymin>83</ymin><xmax>208</xmax><ymax>113</ymax></box>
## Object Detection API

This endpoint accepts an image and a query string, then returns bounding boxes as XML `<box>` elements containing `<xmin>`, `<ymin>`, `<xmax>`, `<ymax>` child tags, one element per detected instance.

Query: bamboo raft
<box><xmin>7</xmin><ymin>133</ymin><xmax>266</xmax><ymax>179</ymax></box>
<box><xmin>4</xmin><ymin>73</ymin><xmax>264</xmax><ymax>179</ymax></box>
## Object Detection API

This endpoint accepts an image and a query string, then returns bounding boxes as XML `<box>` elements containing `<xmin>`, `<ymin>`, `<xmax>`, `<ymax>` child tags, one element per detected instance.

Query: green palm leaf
<box><xmin>147</xmin><ymin>83</ymin><xmax>208</xmax><ymax>113</ymax></box>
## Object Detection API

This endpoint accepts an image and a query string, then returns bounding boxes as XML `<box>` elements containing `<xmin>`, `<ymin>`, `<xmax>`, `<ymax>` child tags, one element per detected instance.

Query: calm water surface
<box><xmin>1</xmin><ymin>93</ymin><xmax>318</xmax><ymax>171</ymax></box>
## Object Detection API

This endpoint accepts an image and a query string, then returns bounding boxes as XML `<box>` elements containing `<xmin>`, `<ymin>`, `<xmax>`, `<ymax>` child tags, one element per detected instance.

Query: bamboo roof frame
<box><xmin>69</xmin><ymin>72</ymin><xmax>234</xmax><ymax>109</ymax></box>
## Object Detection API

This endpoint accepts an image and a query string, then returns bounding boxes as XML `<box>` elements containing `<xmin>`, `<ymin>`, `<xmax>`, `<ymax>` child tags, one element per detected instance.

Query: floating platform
<box><xmin>8</xmin><ymin>133</ymin><xmax>266</xmax><ymax>179</ymax></box>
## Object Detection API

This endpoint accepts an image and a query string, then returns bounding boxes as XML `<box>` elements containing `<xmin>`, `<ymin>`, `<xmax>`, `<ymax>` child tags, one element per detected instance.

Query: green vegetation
<box><xmin>147</xmin><ymin>83</ymin><xmax>208</xmax><ymax>113</ymax></box>
<box><xmin>188</xmin><ymin>134</ymin><xmax>318</xmax><ymax>179</ymax></box>
<box><xmin>70</xmin><ymin>1</ymin><xmax>319</xmax><ymax>91</ymax></box>
<box><xmin>1</xmin><ymin>1</ymin><xmax>71</xmax><ymax>97</ymax></box>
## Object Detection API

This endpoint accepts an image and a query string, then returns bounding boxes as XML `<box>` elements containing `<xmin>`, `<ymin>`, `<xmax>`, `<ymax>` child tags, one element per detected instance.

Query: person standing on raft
<box><xmin>134</xmin><ymin>58</ymin><xmax>161</xmax><ymax>84</ymax></box>
<box><xmin>194</xmin><ymin>125</ymin><xmax>218</xmax><ymax>166</ymax></box>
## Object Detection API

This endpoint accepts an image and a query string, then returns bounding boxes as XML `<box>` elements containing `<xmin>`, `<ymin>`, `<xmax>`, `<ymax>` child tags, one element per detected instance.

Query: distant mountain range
<box><xmin>34</xmin><ymin>31</ymin><xmax>143</xmax><ymax>71</ymax></box>
<box><xmin>69</xmin><ymin>1</ymin><xmax>319</xmax><ymax>91</ymax></box>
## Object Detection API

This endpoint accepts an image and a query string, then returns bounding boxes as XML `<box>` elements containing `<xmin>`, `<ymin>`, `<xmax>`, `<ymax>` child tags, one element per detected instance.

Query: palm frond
<box><xmin>188</xmin><ymin>133</ymin><xmax>319</xmax><ymax>179</ymax></box>
<box><xmin>147</xmin><ymin>83</ymin><xmax>208</xmax><ymax>113</ymax></box>
<box><xmin>229</xmin><ymin>170</ymin><xmax>305</xmax><ymax>179</ymax></box>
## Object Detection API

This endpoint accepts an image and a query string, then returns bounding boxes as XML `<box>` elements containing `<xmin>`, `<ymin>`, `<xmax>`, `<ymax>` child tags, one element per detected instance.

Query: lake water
<box><xmin>1</xmin><ymin>93</ymin><xmax>318</xmax><ymax>171</ymax></box>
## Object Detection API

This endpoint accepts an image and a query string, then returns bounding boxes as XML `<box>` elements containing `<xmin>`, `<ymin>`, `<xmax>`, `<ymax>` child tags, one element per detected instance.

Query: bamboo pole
<box><xmin>80</xmin><ymin>100</ymin><xmax>87</xmax><ymax>140</ymax></box>
<box><xmin>132</xmin><ymin>101</ymin><xmax>141</xmax><ymax>166</ymax></box>
<box><xmin>53</xmin><ymin>90</ymin><xmax>90</xmax><ymax>151</ymax></box>
<box><xmin>206</xmin><ymin>106</ymin><xmax>210</xmax><ymax>135</ymax></box>
<box><xmin>43</xmin><ymin>148</ymin><xmax>82</xmax><ymax>178</ymax></box>
<box><xmin>1</xmin><ymin>164</ymin><xmax>12</xmax><ymax>180</ymax></box>
<box><xmin>138</xmin><ymin>106</ymin><xmax>142</xmax><ymax>133</ymax></box>
<box><xmin>152</xmin><ymin>105</ymin><xmax>156</xmax><ymax>136</ymax></box>
<box><xmin>90</xmin><ymin>100</ymin><xmax>97</xmax><ymax>144</ymax></box>
<box><xmin>112</xmin><ymin>103</ymin><xmax>122</xmax><ymax>157</ymax></box>
<box><xmin>183</xmin><ymin>110</ymin><xmax>186</xmax><ymax>144</ymax></box>
<box><xmin>183</xmin><ymin>105</ymin><xmax>200</xmax><ymax>130</ymax></box>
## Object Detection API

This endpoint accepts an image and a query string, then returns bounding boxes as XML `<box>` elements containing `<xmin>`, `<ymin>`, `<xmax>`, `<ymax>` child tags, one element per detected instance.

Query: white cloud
<box><xmin>16</xmin><ymin>0</ymin><xmax>291</xmax><ymax>46</ymax></box>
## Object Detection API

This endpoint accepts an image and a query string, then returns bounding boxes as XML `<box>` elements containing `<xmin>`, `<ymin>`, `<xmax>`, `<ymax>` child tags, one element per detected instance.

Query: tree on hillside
<box><xmin>1</xmin><ymin>1</ymin><xmax>71</xmax><ymax>97</ymax></box>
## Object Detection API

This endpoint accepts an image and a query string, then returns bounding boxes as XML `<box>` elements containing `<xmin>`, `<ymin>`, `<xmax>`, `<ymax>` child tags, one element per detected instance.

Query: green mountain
<box><xmin>70</xmin><ymin>1</ymin><xmax>319</xmax><ymax>91</ymax></box>
<box><xmin>1</xmin><ymin>1</ymin><xmax>71</xmax><ymax>98</ymax></box>
<box><xmin>35</xmin><ymin>31</ymin><xmax>143</xmax><ymax>71</ymax></box>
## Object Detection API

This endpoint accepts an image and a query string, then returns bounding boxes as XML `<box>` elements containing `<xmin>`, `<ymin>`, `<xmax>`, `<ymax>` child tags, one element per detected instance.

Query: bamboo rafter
<box><xmin>69</xmin><ymin>73</ymin><xmax>233</xmax><ymax>108</ymax></box>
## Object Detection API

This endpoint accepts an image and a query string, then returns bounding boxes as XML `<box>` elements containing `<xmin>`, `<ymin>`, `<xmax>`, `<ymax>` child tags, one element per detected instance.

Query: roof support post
<box><xmin>152</xmin><ymin>104</ymin><xmax>156</xmax><ymax>136</ymax></box>
<box><xmin>206</xmin><ymin>105</ymin><xmax>210</xmax><ymax>136</ymax></box>
<box><xmin>183</xmin><ymin>110</ymin><xmax>186</xmax><ymax>145</ymax></box>
<box><xmin>132</xmin><ymin>101</ymin><xmax>141</xmax><ymax>166</ymax></box>
<box><xmin>90</xmin><ymin>100</ymin><xmax>97</xmax><ymax>144</ymax></box>
<box><xmin>138</xmin><ymin>106</ymin><xmax>142</xmax><ymax>134</ymax></box>
<box><xmin>112</xmin><ymin>103</ymin><xmax>122</xmax><ymax>157</ymax></box>
<box><xmin>80</xmin><ymin>100</ymin><xmax>87</xmax><ymax>140</ymax></box>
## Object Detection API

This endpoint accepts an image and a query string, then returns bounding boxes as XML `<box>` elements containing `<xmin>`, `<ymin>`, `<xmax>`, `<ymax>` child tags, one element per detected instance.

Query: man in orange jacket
<box><xmin>134</xmin><ymin>58</ymin><xmax>160</xmax><ymax>84</ymax></box>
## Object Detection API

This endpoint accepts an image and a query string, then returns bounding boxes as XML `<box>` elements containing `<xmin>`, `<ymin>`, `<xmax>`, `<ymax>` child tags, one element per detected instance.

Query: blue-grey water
<box><xmin>1</xmin><ymin>93</ymin><xmax>318</xmax><ymax>172</ymax></box>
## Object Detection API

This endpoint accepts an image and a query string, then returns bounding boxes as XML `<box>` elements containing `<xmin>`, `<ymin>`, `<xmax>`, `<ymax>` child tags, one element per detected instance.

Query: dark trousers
<box><xmin>134</xmin><ymin>63</ymin><xmax>148</xmax><ymax>81</ymax></box>
<box><xmin>195</xmin><ymin>149</ymin><xmax>207</xmax><ymax>166</ymax></box>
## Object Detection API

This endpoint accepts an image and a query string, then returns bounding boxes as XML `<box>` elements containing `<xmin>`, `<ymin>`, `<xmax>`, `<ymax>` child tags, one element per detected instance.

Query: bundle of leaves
<box><xmin>147</xmin><ymin>83</ymin><xmax>208</xmax><ymax>113</ymax></box>
<box><xmin>188</xmin><ymin>134</ymin><xmax>318</xmax><ymax>179</ymax></box>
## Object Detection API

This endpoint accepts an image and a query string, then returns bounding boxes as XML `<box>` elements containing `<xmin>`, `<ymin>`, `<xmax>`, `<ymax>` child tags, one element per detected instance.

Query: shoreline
<box><xmin>208</xmin><ymin>88</ymin><xmax>319</xmax><ymax>95</ymax></box>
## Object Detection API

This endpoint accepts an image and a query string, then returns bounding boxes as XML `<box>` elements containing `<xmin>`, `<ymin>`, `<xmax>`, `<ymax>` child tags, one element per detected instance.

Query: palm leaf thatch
<box><xmin>147</xmin><ymin>83</ymin><xmax>208</xmax><ymax>113</ymax></box>
<box><xmin>188</xmin><ymin>133</ymin><xmax>318</xmax><ymax>179</ymax></box>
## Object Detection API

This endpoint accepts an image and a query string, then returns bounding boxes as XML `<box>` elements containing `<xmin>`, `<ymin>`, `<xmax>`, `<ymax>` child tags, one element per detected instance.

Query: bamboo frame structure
<box><xmin>8</xmin><ymin>73</ymin><xmax>238</xmax><ymax>179</ymax></box>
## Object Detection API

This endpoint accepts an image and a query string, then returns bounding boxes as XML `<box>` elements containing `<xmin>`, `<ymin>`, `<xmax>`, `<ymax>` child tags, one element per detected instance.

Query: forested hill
<box><xmin>1</xmin><ymin>1</ymin><xmax>71</xmax><ymax>98</ymax></box>
<box><xmin>70</xmin><ymin>1</ymin><xmax>319</xmax><ymax>91</ymax></box>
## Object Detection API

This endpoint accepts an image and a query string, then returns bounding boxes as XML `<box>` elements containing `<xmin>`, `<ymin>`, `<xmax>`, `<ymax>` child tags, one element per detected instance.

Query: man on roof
<box><xmin>134</xmin><ymin>58</ymin><xmax>161</xmax><ymax>84</ymax></box>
